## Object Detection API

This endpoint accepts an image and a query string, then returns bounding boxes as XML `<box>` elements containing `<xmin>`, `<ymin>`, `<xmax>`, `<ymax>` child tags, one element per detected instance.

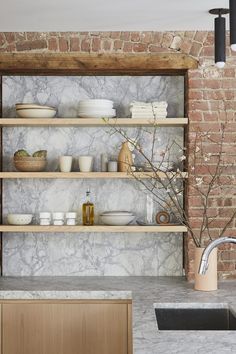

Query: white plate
<box><xmin>78</xmin><ymin>113</ymin><xmax>116</xmax><ymax>118</ymax></box>
<box><xmin>79</xmin><ymin>99</ymin><xmax>113</xmax><ymax>105</ymax></box>
<box><xmin>79</xmin><ymin>109</ymin><xmax>113</xmax><ymax>114</ymax></box>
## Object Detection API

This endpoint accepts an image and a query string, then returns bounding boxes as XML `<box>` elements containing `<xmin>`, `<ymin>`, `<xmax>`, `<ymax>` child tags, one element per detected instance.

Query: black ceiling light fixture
<box><xmin>230</xmin><ymin>0</ymin><xmax>236</xmax><ymax>51</ymax></box>
<box><xmin>209</xmin><ymin>8</ymin><xmax>229</xmax><ymax>69</ymax></box>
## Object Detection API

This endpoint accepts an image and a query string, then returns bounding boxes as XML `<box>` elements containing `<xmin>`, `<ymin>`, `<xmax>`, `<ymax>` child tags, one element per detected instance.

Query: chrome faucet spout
<box><xmin>198</xmin><ymin>237</ymin><xmax>236</xmax><ymax>275</ymax></box>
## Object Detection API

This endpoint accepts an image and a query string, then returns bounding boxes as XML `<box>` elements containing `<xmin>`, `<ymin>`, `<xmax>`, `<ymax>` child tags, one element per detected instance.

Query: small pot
<box><xmin>194</xmin><ymin>247</ymin><xmax>218</xmax><ymax>291</ymax></box>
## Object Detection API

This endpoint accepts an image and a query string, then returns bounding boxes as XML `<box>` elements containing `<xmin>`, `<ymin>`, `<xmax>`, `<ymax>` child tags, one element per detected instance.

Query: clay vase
<box><xmin>118</xmin><ymin>142</ymin><xmax>133</xmax><ymax>172</ymax></box>
<box><xmin>194</xmin><ymin>247</ymin><xmax>217</xmax><ymax>291</ymax></box>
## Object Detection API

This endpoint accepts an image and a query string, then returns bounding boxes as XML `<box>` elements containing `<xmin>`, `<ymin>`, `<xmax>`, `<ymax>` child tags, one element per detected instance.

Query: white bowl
<box><xmin>16</xmin><ymin>108</ymin><xmax>57</xmax><ymax>118</ymax></box>
<box><xmin>7</xmin><ymin>214</ymin><xmax>33</xmax><ymax>225</ymax></box>
<box><xmin>79</xmin><ymin>99</ymin><xmax>113</xmax><ymax>106</ymax></box>
<box><xmin>16</xmin><ymin>103</ymin><xmax>55</xmax><ymax>110</ymax></box>
<box><xmin>100</xmin><ymin>214</ymin><xmax>135</xmax><ymax>226</ymax></box>
<box><xmin>78</xmin><ymin>111</ymin><xmax>116</xmax><ymax>118</ymax></box>
<box><xmin>101</xmin><ymin>211</ymin><xmax>134</xmax><ymax>216</ymax></box>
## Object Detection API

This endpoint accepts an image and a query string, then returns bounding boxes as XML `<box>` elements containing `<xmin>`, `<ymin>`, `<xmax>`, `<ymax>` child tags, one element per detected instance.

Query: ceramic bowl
<box><xmin>100</xmin><ymin>214</ymin><xmax>135</xmax><ymax>226</ymax></box>
<box><xmin>14</xmin><ymin>157</ymin><xmax>47</xmax><ymax>172</ymax></box>
<box><xmin>7</xmin><ymin>214</ymin><xmax>33</xmax><ymax>225</ymax></box>
<box><xmin>16</xmin><ymin>108</ymin><xmax>56</xmax><ymax>118</ymax></box>
<box><xmin>15</xmin><ymin>103</ymin><xmax>56</xmax><ymax>110</ymax></box>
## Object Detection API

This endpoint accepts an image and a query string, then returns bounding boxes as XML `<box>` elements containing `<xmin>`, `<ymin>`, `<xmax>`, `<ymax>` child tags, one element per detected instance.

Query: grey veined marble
<box><xmin>2</xmin><ymin>75</ymin><xmax>184</xmax><ymax>276</ymax></box>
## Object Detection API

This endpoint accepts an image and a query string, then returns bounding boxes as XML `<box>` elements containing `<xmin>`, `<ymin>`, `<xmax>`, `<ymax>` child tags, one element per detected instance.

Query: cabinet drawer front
<box><xmin>2</xmin><ymin>303</ymin><xmax>129</xmax><ymax>354</ymax></box>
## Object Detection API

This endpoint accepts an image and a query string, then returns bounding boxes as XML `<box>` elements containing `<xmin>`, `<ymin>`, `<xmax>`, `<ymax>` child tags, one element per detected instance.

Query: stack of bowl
<box><xmin>16</xmin><ymin>103</ymin><xmax>57</xmax><ymax>118</ymax></box>
<box><xmin>100</xmin><ymin>211</ymin><xmax>135</xmax><ymax>226</ymax></box>
<box><xmin>77</xmin><ymin>99</ymin><xmax>116</xmax><ymax>118</ymax></box>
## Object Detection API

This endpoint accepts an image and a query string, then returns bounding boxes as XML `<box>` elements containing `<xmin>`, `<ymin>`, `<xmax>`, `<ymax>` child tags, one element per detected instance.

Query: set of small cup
<box><xmin>59</xmin><ymin>156</ymin><xmax>93</xmax><ymax>172</ymax></box>
<box><xmin>39</xmin><ymin>212</ymin><xmax>77</xmax><ymax>226</ymax></box>
<box><xmin>101</xmin><ymin>154</ymin><xmax>118</xmax><ymax>172</ymax></box>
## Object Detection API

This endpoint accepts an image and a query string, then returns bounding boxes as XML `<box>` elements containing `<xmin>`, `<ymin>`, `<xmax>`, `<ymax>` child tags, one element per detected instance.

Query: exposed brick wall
<box><xmin>1</xmin><ymin>31</ymin><xmax>236</xmax><ymax>280</ymax></box>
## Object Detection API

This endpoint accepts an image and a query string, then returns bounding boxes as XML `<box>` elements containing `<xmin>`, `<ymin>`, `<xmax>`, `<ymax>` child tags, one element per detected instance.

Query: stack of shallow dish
<box><xmin>100</xmin><ymin>211</ymin><xmax>135</xmax><ymax>226</ymax></box>
<box><xmin>77</xmin><ymin>99</ymin><xmax>116</xmax><ymax>118</ymax></box>
<box><xmin>16</xmin><ymin>103</ymin><xmax>57</xmax><ymax>118</ymax></box>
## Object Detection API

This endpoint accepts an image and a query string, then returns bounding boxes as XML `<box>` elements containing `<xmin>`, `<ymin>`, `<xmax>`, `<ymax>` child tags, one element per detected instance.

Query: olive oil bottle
<box><xmin>82</xmin><ymin>189</ymin><xmax>94</xmax><ymax>225</ymax></box>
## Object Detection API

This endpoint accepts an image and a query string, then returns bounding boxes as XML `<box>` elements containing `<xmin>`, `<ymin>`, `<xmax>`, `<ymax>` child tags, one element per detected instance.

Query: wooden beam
<box><xmin>0</xmin><ymin>53</ymin><xmax>198</xmax><ymax>75</ymax></box>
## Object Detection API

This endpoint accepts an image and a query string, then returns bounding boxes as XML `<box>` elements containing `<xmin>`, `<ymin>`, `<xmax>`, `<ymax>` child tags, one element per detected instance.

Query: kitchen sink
<box><xmin>155</xmin><ymin>304</ymin><xmax>236</xmax><ymax>330</ymax></box>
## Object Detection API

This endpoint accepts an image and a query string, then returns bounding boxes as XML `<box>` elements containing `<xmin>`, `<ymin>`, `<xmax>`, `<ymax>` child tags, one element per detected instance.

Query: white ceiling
<box><xmin>0</xmin><ymin>0</ymin><xmax>230</xmax><ymax>32</ymax></box>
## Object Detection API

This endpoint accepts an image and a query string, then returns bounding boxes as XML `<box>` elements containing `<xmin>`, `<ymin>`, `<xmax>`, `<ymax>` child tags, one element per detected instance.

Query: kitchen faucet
<box><xmin>199</xmin><ymin>237</ymin><xmax>236</xmax><ymax>275</ymax></box>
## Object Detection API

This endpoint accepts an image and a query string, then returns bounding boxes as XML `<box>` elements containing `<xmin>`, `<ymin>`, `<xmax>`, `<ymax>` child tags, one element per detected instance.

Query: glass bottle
<box><xmin>82</xmin><ymin>189</ymin><xmax>94</xmax><ymax>225</ymax></box>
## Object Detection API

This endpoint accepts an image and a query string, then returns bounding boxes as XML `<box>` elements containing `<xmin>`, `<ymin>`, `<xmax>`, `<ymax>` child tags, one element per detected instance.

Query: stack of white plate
<box><xmin>77</xmin><ymin>99</ymin><xmax>116</xmax><ymax>118</ymax></box>
<box><xmin>100</xmin><ymin>211</ymin><xmax>135</xmax><ymax>226</ymax></box>
<box><xmin>16</xmin><ymin>103</ymin><xmax>57</xmax><ymax>118</ymax></box>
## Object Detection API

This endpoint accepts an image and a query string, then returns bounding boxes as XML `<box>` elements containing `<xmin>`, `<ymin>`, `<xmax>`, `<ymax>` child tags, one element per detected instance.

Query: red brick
<box><xmin>190</xmin><ymin>42</ymin><xmax>202</xmax><ymax>57</ymax></box>
<box><xmin>70</xmin><ymin>37</ymin><xmax>80</xmax><ymax>51</ymax></box>
<box><xmin>180</xmin><ymin>39</ymin><xmax>192</xmax><ymax>54</ymax></box>
<box><xmin>16</xmin><ymin>39</ymin><xmax>47</xmax><ymax>51</ymax></box>
<box><xmin>102</xmin><ymin>39</ymin><xmax>112</xmax><ymax>51</ymax></box>
<box><xmin>110</xmin><ymin>32</ymin><xmax>120</xmax><ymax>39</ymax></box>
<box><xmin>140</xmin><ymin>31</ymin><xmax>153</xmax><ymax>43</ymax></box>
<box><xmin>6</xmin><ymin>44</ymin><xmax>16</xmax><ymax>52</ymax></box>
<box><xmin>189</xmin><ymin>111</ymin><xmax>203</xmax><ymax>121</ymax></box>
<box><xmin>161</xmin><ymin>33</ymin><xmax>173</xmax><ymax>48</ymax></box>
<box><xmin>131</xmin><ymin>32</ymin><xmax>140</xmax><ymax>42</ymax></box>
<box><xmin>148</xmin><ymin>45</ymin><xmax>167</xmax><ymax>53</ymax></box>
<box><xmin>4</xmin><ymin>32</ymin><xmax>15</xmax><ymax>43</ymax></box>
<box><xmin>203</xmin><ymin>112</ymin><xmax>219</xmax><ymax>121</ymax></box>
<box><xmin>48</xmin><ymin>37</ymin><xmax>58</xmax><ymax>51</ymax></box>
<box><xmin>92</xmin><ymin>37</ymin><xmax>101</xmax><ymax>52</ymax></box>
<box><xmin>120</xmin><ymin>32</ymin><xmax>130</xmax><ymax>41</ymax></box>
<box><xmin>114</xmin><ymin>40</ymin><xmax>123</xmax><ymax>51</ymax></box>
<box><xmin>203</xmin><ymin>79</ymin><xmax>221</xmax><ymax>89</ymax></box>
<box><xmin>81</xmin><ymin>38</ymin><xmax>91</xmax><ymax>52</ymax></box>
<box><xmin>123</xmin><ymin>42</ymin><xmax>132</xmax><ymax>52</ymax></box>
<box><xmin>194</xmin><ymin>31</ymin><xmax>208</xmax><ymax>43</ymax></box>
<box><xmin>59</xmin><ymin>37</ymin><xmax>68</xmax><ymax>52</ymax></box>
<box><xmin>133</xmin><ymin>43</ymin><xmax>148</xmax><ymax>52</ymax></box>
<box><xmin>26</xmin><ymin>32</ymin><xmax>43</xmax><ymax>41</ymax></box>
<box><xmin>188</xmin><ymin>91</ymin><xmax>203</xmax><ymax>100</ymax></box>
<box><xmin>188</xmin><ymin>79</ymin><xmax>203</xmax><ymax>89</ymax></box>
<box><xmin>201</xmin><ymin>46</ymin><xmax>214</xmax><ymax>56</ymax></box>
<box><xmin>153</xmin><ymin>32</ymin><xmax>163</xmax><ymax>44</ymax></box>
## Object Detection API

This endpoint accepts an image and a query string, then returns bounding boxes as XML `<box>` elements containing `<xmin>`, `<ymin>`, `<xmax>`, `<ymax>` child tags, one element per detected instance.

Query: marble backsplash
<box><xmin>2</xmin><ymin>75</ymin><xmax>184</xmax><ymax>276</ymax></box>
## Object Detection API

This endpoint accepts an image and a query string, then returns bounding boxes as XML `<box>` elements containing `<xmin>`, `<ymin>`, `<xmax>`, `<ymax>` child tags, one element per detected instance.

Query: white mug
<box><xmin>59</xmin><ymin>156</ymin><xmax>72</xmax><ymax>172</ymax></box>
<box><xmin>78</xmin><ymin>156</ymin><xmax>94</xmax><ymax>172</ymax></box>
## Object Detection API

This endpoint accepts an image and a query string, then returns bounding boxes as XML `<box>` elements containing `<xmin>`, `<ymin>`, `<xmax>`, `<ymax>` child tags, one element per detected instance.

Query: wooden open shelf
<box><xmin>0</xmin><ymin>118</ymin><xmax>188</xmax><ymax>127</ymax></box>
<box><xmin>0</xmin><ymin>225</ymin><xmax>187</xmax><ymax>233</ymax></box>
<box><xmin>0</xmin><ymin>171</ymin><xmax>188</xmax><ymax>179</ymax></box>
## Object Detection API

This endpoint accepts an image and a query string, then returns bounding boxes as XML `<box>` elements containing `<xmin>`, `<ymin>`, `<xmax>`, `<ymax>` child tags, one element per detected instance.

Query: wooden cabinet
<box><xmin>1</xmin><ymin>300</ymin><xmax>132</xmax><ymax>354</ymax></box>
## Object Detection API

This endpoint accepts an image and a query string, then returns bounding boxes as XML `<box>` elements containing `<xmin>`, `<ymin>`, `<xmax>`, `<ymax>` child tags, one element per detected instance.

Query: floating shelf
<box><xmin>0</xmin><ymin>225</ymin><xmax>187</xmax><ymax>233</ymax></box>
<box><xmin>0</xmin><ymin>118</ymin><xmax>188</xmax><ymax>127</ymax></box>
<box><xmin>0</xmin><ymin>171</ymin><xmax>188</xmax><ymax>179</ymax></box>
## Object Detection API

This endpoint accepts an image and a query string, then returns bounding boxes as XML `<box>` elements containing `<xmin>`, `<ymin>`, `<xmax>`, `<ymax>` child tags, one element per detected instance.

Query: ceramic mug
<box><xmin>59</xmin><ymin>156</ymin><xmax>73</xmax><ymax>172</ymax></box>
<box><xmin>78</xmin><ymin>156</ymin><xmax>94</xmax><ymax>172</ymax></box>
<box><xmin>108</xmin><ymin>160</ymin><xmax>118</xmax><ymax>172</ymax></box>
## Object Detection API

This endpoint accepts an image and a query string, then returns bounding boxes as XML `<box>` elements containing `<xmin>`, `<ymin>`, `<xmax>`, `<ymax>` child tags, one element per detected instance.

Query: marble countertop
<box><xmin>0</xmin><ymin>276</ymin><xmax>236</xmax><ymax>353</ymax></box>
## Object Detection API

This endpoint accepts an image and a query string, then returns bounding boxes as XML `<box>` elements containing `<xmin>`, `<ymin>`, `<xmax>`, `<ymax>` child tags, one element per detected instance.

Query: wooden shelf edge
<box><xmin>0</xmin><ymin>118</ymin><xmax>188</xmax><ymax>127</ymax></box>
<box><xmin>0</xmin><ymin>225</ymin><xmax>187</xmax><ymax>233</ymax></box>
<box><xmin>0</xmin><ymin>171</ymin><xmax>188</xmax><ymax>179</ymax></box>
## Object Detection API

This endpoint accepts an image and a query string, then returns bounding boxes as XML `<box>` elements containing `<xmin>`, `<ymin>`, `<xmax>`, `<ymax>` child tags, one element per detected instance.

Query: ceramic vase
<box><xmin>194</xmin><ymin>247</ymin><xmax>217</xmax><ymax>291</ymax></box>
<box><xmin>118</xmin><ymin>142</ymin><xmax>133</xmax><ymax>172</ymax></box>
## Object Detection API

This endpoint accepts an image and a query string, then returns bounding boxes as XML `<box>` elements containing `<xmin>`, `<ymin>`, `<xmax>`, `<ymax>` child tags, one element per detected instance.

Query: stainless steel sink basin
<box><xmin>154</xmin><ymin>303</ymin><xmax>236</xmax><ymax>330</ymax></box>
